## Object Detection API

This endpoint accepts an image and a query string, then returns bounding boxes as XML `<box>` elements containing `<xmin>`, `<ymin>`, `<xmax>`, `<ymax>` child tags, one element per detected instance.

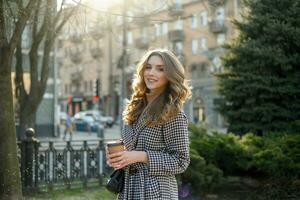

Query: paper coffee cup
<box><xmin>107</xmin><ymin>140</ymin><xmax>124</xmax><ymax>153</ymax></box>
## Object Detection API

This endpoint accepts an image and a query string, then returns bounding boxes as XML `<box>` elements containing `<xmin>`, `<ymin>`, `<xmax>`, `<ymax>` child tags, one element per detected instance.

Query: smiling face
<box><xmin>143</xmin><ymin>55</ymin><xmax>168</xmax><ymax>93</ymax></box>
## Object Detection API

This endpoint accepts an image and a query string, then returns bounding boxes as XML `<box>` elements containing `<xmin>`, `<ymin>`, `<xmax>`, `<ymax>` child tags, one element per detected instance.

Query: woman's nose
<box><xmin>148</xmin><ymin>68</ymin><xmax>155</xmax><ymax>75</ymax></box>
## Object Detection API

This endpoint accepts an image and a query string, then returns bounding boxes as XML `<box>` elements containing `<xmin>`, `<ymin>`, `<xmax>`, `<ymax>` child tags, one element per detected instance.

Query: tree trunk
<box><xmin>0</xmin><ymin>51</ymin><xmax>23</xmax><ymax>199</ymax></box>
<box><xmin>18</xmin><ymin>104</ymin><xmax>36</xmax><ymax>140</ymax></box>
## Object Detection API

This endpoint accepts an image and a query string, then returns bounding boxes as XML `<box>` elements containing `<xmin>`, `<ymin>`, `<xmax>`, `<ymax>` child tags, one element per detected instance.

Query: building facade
<box><xmin>58</xmin><ymin>0</ymin><xmax>244</xmax><ymax>131</ymax></box>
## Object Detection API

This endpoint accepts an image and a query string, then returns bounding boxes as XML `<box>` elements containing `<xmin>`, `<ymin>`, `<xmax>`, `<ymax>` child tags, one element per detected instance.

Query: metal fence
<box><xmin>18</xmin><ymin>128</ymin><xmax>111</xmax><ymax>193</ymax></box>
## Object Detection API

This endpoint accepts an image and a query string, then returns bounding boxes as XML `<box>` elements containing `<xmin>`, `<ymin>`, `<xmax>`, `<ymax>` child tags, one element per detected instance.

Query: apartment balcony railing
<box><xmin>177</xmin><ymin>53</ymin><xmax>185</xmax><ymax>65</ymax></box>
<box><xmin>168</xmin><ymin>30</ymin><xmax>185</xmax><ymax>42</ymax></box>
<box><xmin>135</xmin><ymin>37</ymin><xmax>149</xmax><ymax>49</ymax></box>
<box><xmin>69</xmin><ymin>47</ymin><xmax>82</xmax><ymax>64</ymax></box>
<box><xmin>90</xmin><ymin>47</ymin><xmax>104</xmax><ymax>59</ymax></box>
<box><xmin>203</xmin><ymin>47</ymin><xmax>225</xmax><ymax>60</ymax></box>
<box><xmin>90</xmin><ymin>30</ymin><xmax>104</xmax><ymax>40</ymax></box>
<box><xmin>168</xmin><ymin>4</ymin><xmax>184</xmax><ymax>17</ymax></box>
<box><xmin>70</xmin><ymin>53</ymin><xmax>82</xmax><ymax>64</ymax></box>
<box><xmin>69</xmin><ymin>34</ymin><xmax>83</xmax><ymax>43</ymax></box>
<box><xmin>209</xmin><ymin>0</ymin><xmax>227</xmax><ymax>6</ymax></box>
<box><xmin>70</xmin><ymin>71</ymin><xmax>83</xmax><ymax>83</ymax></box>
<box><xmin>209</xmin><ymin>20</ymin><xmax>227</xmax><ymax>33</ymax></box>
<box><xmin>132</xmin><ymin>16</ymin><xmax>149</xmax><ymax>27</ymax></box>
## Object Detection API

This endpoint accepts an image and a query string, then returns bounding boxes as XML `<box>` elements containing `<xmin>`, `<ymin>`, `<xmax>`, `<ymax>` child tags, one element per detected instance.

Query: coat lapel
<box><xmin>123</xmin><ymin>112</ymin><xmax>147</xmax><ymax>151</ymax></box>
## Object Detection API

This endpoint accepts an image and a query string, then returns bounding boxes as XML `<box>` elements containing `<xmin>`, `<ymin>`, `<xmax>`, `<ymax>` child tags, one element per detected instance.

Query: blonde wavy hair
<box><xmin>123</xmin><ymin>49</ymin><xmax>191</xmax><ymax>126</ymax></box>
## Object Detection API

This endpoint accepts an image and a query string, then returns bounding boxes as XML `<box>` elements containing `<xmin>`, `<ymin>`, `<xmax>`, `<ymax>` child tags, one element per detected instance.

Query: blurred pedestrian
<box><xmin>63</xmin><ymin>114</ymin><xmax>73</xmax><ymax>141</ymax></box>
<box><xmin>106</xmin><ymin>49</ymin><xmax>191</xmax><ymax>199</ymax></box>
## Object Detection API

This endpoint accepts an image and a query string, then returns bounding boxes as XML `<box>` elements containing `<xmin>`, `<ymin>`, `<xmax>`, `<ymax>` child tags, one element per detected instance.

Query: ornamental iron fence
<box><xmin>18</xmin><ymin>128</ymin><xmax>111</xmax><ymax>193</ymax></box>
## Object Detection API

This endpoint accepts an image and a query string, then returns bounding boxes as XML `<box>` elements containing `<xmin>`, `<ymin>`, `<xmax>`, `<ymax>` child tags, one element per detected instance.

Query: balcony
<box><xmin>89</xmin><ymin>47</ymin><xmax>104</xmax><ymax>59</ymax></box>
<box><xmin>168</xmin><ymin>4</ymin><xmax>184</xmax><ymax>17</ymax></box>
<box><xmin>90</xmin><ymin>29</ymin><xmax>104</xmax><ymax>40</ymax></box>
<box><xmin>70</xmin><ymin>71</ymin><xmax>82</xmax><ymax>83</ymax></box>
<box><xmin>132</xmin><ymin>16</ymin><xmax>149</xmax><ymax>27</ymax></box>
<box><xmin>69</xmin><ymin>47</ymin><xmax>82</xmax><ymax>64</ymax></box>
<box><xmin>203</xmin><ymin>47</ymin><xmax>224</xmax><ymax>60</ymax></box>
<box><xmin>209</xmin><ymin>0</ymin><xmax>227</xmax><ymax>7</ymax></box>
<box><xmin>168</xmin><ymin>30</ymin><xmax>185</xmax><ymax>42</ymax></box>
<box><xmin>177</xmin><ymin>53</ymin><xmax>185</xmax><ymax>65</ymax></box>
<box><xmin>209</xmin><ymin>20</ymin><xmax>227</xmax><ymax>33</ymax></box>
<box><xmin>69</xmin><ymin>34</ymin><xmax>82</xmax><ymax>43</ymax></box>
<box><xmin>135</xmin><ymin>37</ymin><xmax>149</xmax><ymax>49</ymax></box>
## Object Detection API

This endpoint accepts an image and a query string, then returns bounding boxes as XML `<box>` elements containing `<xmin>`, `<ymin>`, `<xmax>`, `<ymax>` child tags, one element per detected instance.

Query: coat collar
<box><xmin>123</xmin><ymin>112</ymin><xmax>148</xmax><ymax>151</ymax></box>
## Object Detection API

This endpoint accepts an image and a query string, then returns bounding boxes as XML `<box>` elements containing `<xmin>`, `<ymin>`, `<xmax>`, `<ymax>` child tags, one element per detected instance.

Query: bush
<box><xmin>188</xmin><ymin>124</ymin><xmax>252</xmax><ymax>176</ymax></box>
<box><xmin>183</xmin><ymin>124</ymin><xmax>300</xmax><ymax>194</ymax></box>
<box><xmin>181</xmin><ymin>148</ymin><xmax>223</xmax><ymax>194</ymax></box>
<box><xmin>251</xmin><ymin>133</ymin><xmax>300</xmax><ymax>179</ymax></box>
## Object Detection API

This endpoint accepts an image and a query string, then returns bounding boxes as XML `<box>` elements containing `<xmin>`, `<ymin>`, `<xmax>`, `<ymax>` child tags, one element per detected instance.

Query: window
<box><xmin>217</xmin><ymin>33</ymin><xmax>225</xmax><ymax>45</ymax></box>
<box><xmin>199</xmin><ymin>11</ymin><xmax>208</xmax><ymax>26</ymax></box>
<box><xmin>127</xmin><ymin>11</ymin><xmax>133</xmax><ymax>22</ymax></box>
<box><xmin>190</xmin><ymin>14</ymin><xmax>197</xmax><ymax>29</ymax></box>
<box><xmin>175</xmin><ymin>0</ymin><xmax>182</xmax><ymax>9</ymax></box>
<box><xmin>141</xmin><ymin>27</ymin><xmax>147</xmax><ymax>38</ymax></box>
<box><xmin>200</xmin><ymin>37</ymin><xmax>207</xmax><ymax>50</ymax></box>
<box><xmin>84</xmin><ymin>81</ymin><xmax>88</xmax><ymax>91</ymax></box>
<box><xmin>89</xmin><ymin>80</ymin><xmax>93</xmax><ymax>92</ymax></box>
<box><xmin>155</xmin><ymin>23</ymin><xmax>161</xmax><ymax>36</ymax></box>
<box><xmin>174</xmin><ymin>41</ymin><xmax>183</xmax><ymax>54</ymax></box>
<box><xmin>192</xmin><ymin>39</ymin><xmax>198</xmax><ymax>54</ymax></box>
<box><xmin>162</xmin><ymin>22</ymin><xmax>168</xmax><ymax>35</ymax></box>
<box><xmin>215</xmin><ymin>7</ymin><xmax>225</xmax><ymax>22</ymax></box>
<box><xmin>127</xmin><ymin>31</ymin><xmax>133</xmax><ymax>44</ymax></box>
<box><xmin>65</xmin><ymin>84</ymin><xmax>68</xmax><ymax>94</ymax></box>
<box><xmin>175</xmin><ymin>19</ymin><xmax>183</xmax><ymax>30</ymax></box>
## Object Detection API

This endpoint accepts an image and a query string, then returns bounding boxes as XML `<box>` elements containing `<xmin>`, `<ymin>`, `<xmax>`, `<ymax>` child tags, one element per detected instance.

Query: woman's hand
<box><xmin>106</xmin><ymin>150</ymin><xmax>148</xmax><ymax>170</ymax></box>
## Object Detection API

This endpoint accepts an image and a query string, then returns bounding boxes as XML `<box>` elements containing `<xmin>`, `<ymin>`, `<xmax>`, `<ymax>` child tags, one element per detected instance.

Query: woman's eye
<box><xmin>145</xmin><ymin>65</ymin><xmax>151</xmax><ymax>69</ymax></box>
<box><xmin>158</xmin><ymin>68</ymin><xmax>164</xmax><ymax>71</ymax></box>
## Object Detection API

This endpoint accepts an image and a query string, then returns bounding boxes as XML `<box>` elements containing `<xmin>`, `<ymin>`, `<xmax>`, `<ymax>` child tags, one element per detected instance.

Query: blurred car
<box><xmin>73</xmin><ymin>112</ymin><xmax>104</xmax><ymax>133</ymax></box>
<box><xmin>79</xmin><ymin>110</ymin><xmax>114</xmax><ymax>128</ymax></box>
<box><xmin>101</xmin><ymin>116</ymin><xmax>114</xmax><ymax>127</ymax></box>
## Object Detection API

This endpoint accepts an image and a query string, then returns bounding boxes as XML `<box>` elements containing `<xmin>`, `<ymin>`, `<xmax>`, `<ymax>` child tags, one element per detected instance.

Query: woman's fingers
<box><xmin>109</xmin><ymin>151</ymin><xmax>125</xmax><ymax>159</ymax></box>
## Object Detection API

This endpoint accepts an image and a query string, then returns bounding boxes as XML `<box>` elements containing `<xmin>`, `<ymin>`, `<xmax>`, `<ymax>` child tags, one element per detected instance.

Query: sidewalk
<box><xmin>37</xmin><ymin>124</ymin><xmax>122</xmax><ymax>142</ymax></box>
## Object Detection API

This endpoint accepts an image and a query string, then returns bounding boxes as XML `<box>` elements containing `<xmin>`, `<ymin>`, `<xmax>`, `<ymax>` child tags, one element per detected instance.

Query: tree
<box><xmin>218</xmin><ymin>0</ymin><xmax>300</xmax><ymax>135</ymax></box>
<box><xmin>14</xmin><ymin>0</ymin><xmax>79</xmax><ymax>138</ymax></box>
<box><xmin>0</xmin><ymin>1</ymin><xmax>79</xmax><ymax>199</ymax></box>
<box><xmin>0</xmin><ymin>1</ymin><xmax>37</xmax><ymax>199</ymax></box>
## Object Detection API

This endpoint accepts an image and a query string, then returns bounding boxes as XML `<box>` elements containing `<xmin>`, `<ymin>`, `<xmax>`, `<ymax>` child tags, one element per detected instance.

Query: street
<box><xmin>37</xmin><ymin>124</ymin><xmax>122</xmax><ymax>142</ymax></box>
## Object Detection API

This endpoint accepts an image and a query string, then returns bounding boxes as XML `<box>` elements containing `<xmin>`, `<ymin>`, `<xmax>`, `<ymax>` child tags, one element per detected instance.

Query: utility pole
<box><xmin>118</xmin><ymin>0</ymin><xmax>128</xmax><ymax>130</ymax></box>
<box><xmin>108</xmin><ymin>14</ymin><xmax>114</xmax><ymax>117</ymax></box>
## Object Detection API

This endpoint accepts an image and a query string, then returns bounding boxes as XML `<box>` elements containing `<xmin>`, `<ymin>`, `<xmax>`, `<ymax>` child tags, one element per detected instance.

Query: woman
<box><xmin>106</xmin><ymin>49</ymin><xmax>191</xmax><ymax>199</ymax></box>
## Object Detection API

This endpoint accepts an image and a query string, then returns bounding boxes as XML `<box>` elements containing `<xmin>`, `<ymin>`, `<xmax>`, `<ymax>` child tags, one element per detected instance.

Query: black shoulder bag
<box><xmin>106</xmin><ymin>168</ymin><xmax>125</xmax><ymax>194</ymax></box>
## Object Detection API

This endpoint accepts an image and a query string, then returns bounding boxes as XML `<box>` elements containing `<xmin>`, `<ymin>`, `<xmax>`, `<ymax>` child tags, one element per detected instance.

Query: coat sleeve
<box><xmin>146</xmin><ymin>112</ymin><xmax>190</xmax><ymax>176</ymax></box>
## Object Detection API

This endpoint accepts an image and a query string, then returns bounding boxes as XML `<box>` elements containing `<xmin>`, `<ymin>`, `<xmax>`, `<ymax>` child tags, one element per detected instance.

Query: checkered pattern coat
<box><xmin>118</xmin><ymin>111</ymin><xmax>190</xmax><ymax>200</ymax></box>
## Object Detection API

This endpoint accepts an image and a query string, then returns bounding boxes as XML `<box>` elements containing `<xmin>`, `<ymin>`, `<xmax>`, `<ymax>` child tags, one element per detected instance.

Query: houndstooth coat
<box><xmin>118</xmin><ymin>111</ymin><xmax>190</xmax><ymax>200</ymax></box>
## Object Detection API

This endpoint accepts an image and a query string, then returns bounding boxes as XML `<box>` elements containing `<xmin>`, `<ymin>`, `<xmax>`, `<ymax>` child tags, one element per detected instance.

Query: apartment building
<box><xmin>58</xmin><ymin>0</ymin><xmax>243</xmax><ymax>130</ymax></box>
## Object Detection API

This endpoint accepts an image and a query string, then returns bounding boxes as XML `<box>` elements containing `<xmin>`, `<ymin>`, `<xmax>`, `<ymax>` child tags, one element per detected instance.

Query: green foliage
<box><xmin>251</xmin><ymin>133</ymin><xmax>300</xmax><ymax>179</ymax></box>
<box><xmin>183</xmin><ymin>125</ymin><xmax>300</xmax><ymax>194</ymax></box>
<box><xmin>217</xmin><ymin>0</ymin><xmax>300</xmax><ymax>135</ymax></box>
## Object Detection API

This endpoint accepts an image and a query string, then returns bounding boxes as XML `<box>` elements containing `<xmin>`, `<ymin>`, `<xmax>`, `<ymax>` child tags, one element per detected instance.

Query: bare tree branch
<box><xmin>53</xmin><ymin>0</ymin><xmax>82</xmax><ymax>40</ymax></box>
<box><xmin>16</xmin><ymin>0</ymin><xmax>23</xmax><ymax>8</ymax></box>
<box><xmin>32</xmin><ymin>0</ymin><xmax>42</xmax><ymax>39</ymax></box>
<box><xmin>9</xmin><ymin>0</ymin><xmax>37</xmax><ymax>55</ymax></box>
<box><xmin>29</xmin><ymin>0</ymin><xmax>52</xmax><ymax>95</ymax></box>
<box><xmin>34</xmin><ymin>0</ymin><xmax>50</xmax><ymax>44</ymax></box>
<box><xmin>4</xmin><ymin>0</ymin><xmax>16</xmax><ymax>22</ymax></box>
<box><xmin>0</xmin><ymin>0</ymin><xmax>8</xmax><ymax>45</ymax></box>
<box><xmin>15</xmin><ymin>39</ymin><xmax>26</xmax><ymax>100</ymax></box>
